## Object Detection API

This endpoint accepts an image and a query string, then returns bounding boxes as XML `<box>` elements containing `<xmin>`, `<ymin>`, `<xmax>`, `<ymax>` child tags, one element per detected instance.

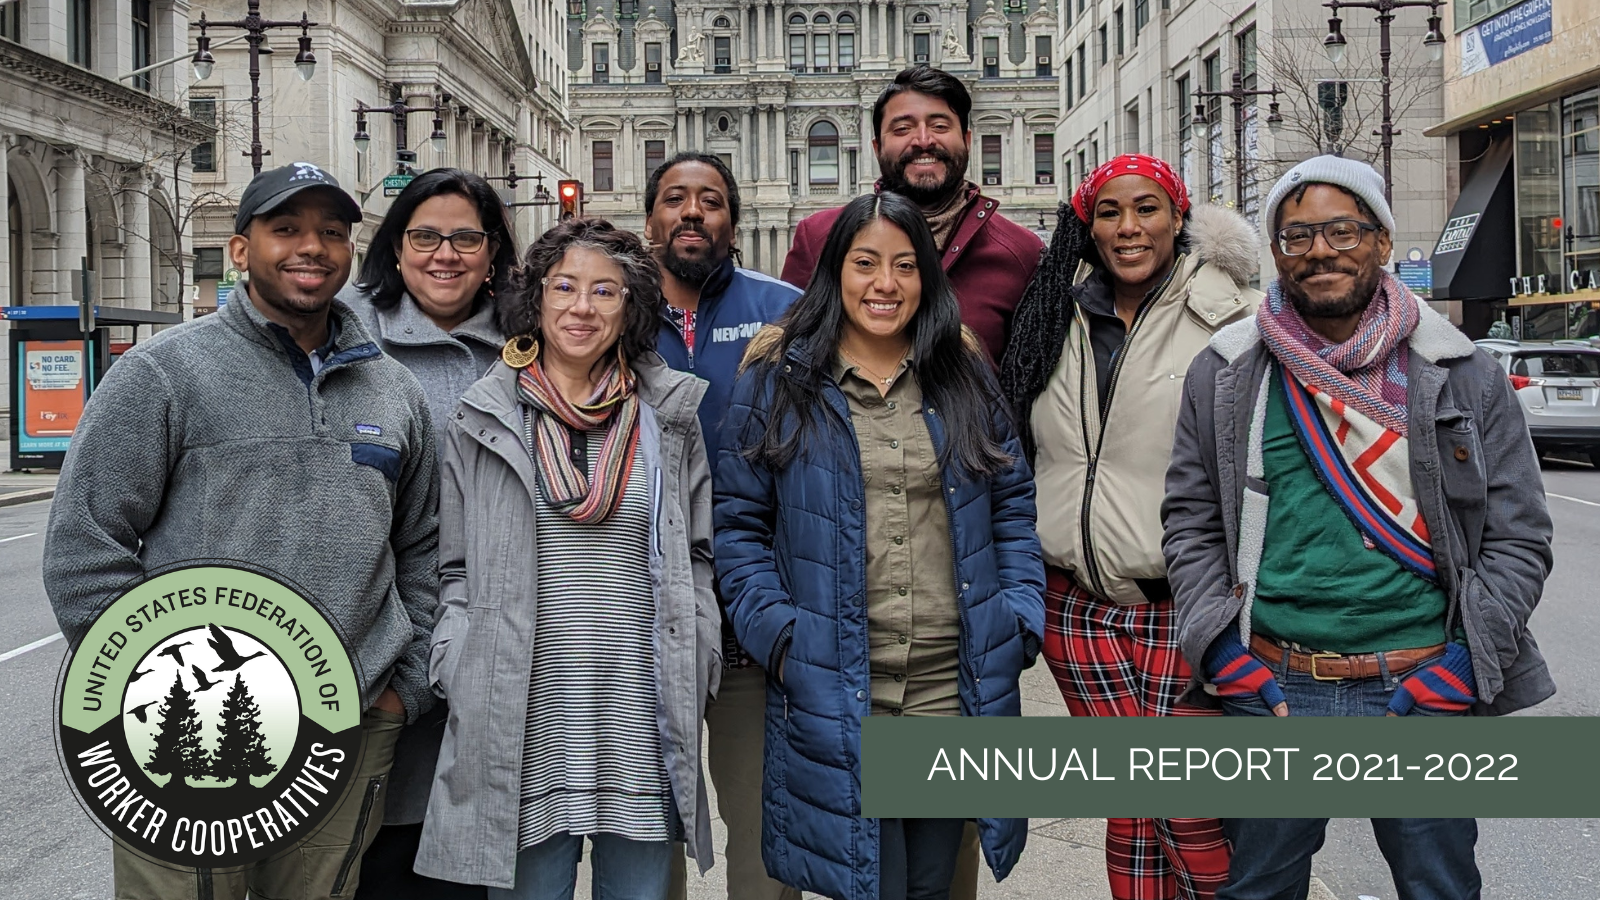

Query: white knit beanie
<box><xmin>1261</xmin><ymin>155</ymin><xmax>1396</xmax><ymax>237</ymax></box>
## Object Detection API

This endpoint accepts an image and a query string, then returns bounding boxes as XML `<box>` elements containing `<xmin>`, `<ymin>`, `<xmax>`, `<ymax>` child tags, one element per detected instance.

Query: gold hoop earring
<box><xmin>485</xmin><ymin>264</ymin><xmax>496</xmax><ymax>282</ymax></box>
<box><xmin>502</xmin><ymin>335</ymin><xmax>539</xmax><ymax>369</ymax></box>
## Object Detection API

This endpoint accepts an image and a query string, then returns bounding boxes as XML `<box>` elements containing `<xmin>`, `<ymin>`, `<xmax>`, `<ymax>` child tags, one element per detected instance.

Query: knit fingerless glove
<box><xmin>1203</xmin><ymin>630</ymin><xmax>1287</xmax><ymax>709</ymax></box>
<box><xmin>1387</xmin><ymin>642</ymin><xmax>1476</xmax><ymax>716</ymax></box>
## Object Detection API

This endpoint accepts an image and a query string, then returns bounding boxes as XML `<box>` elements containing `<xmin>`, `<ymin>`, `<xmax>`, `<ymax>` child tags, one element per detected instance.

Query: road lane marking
<box><xmin>1548</xmin><ymin>492</ymin><xmax>1600</xmax><ymax>508</ymax></box>
<box><xmin>0</xmin><ymin>532</ymin><xmax>38</xmax><ymax>543</ymax></box>
<box><xmin>0</xmin><ymin>632</ymin><xmax>63</xmax><ymax>663</ymax></box>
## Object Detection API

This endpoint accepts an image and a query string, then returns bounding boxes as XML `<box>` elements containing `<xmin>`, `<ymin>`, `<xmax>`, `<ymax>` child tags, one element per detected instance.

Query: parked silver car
<box><xmin>1475</xmin><ymin>339</ymin><xmax>1600</xmax><ymax>464</ymax></box>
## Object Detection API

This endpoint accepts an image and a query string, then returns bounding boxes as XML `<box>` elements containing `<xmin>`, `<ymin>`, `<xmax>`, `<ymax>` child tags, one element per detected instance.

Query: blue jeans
<box><xmin>488</xmin><ymin>833</ymin><xmax>672</xmax><ymax>900</ymax></box>
<box><xmin>1218</xmin><ymin>648</ymin><xmax>1479</xmax><ymax>900</ymax></box>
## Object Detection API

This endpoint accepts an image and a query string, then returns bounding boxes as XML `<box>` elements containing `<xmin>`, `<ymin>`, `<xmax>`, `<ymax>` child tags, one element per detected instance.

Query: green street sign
<box><xmin>382</xmin><ymin>173</ymin><xmax>415</xmax><ymax>197</ymax></box>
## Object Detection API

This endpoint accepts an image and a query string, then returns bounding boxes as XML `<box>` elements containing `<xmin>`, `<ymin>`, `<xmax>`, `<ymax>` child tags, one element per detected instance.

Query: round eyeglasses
<box><xmin>404</xmin><ymin>228</ymin><xmax>491</xmax><ymax>254</ymax></box>
<box><xmin>1275</xmin><ymin>219</ymin><xmax>1380</xmax><ymax>257</ymax></box>
<box><xmin>541</xmin><ymin>276</ymin><xmax>628</xmax><ymax>312</ymax></box>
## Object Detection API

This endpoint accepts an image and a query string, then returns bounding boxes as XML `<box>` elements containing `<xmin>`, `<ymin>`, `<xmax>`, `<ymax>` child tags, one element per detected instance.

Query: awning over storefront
<box><xmin>1431</xmin><ymin>135</ymin><xmax>1516</xmax><ymax>301</ymax></box>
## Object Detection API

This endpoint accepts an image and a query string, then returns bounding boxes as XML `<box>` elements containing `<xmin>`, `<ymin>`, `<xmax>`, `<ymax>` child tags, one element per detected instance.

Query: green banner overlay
<box><xmin>860</xmin><ymin>717</ymin><xmax>1600</xmax><ymax>818</ymax></box>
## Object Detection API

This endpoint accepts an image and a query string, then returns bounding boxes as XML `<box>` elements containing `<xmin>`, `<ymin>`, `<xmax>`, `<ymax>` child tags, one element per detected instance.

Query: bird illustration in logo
<box><xmin>126</xmin><ymin>700</ymin><xmax>159</xmax><ymax>724</ymax></box>
<box><xmin>157</xmin><ymin>642</ymin><xmax>193</xmax><ymax>667</ymax></box>
<box><xmin>190</xmin><ymin>665</ymin><xmax>222</xmax><ymax>692</ymax></box>
<box><xmin>207</xmin><ymin>624</ymin><xmax>266</xmax><ymax>672</ymax></box>
<box><xmin>128</xmin><ymin>667</ymin><xmax>155</xmax><ymax>684</ymax></box>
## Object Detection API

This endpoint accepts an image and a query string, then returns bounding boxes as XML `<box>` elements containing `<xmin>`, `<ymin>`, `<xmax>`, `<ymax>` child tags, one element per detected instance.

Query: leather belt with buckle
<box><xmin>1249</xmin><ymin>634</ymin><xmax>1446</xmax><ymax>681</ymax></box>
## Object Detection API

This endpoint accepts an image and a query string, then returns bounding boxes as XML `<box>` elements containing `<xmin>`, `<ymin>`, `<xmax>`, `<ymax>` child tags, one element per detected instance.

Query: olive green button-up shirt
<box><xmin>834</xmin><ymin>353</ymin><xmax>962</xmax><ymax>718</ymax></box>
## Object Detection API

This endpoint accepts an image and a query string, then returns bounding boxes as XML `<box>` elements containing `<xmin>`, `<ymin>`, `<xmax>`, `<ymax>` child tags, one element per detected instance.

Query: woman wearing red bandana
<box><xmin>1000</xmin><ymin>155</ymin><xmax>1262</xmax><ymax>900</ymax></box>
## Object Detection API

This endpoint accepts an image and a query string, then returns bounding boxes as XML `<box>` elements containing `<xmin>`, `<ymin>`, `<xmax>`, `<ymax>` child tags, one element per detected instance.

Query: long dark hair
<box><xmin>745</xmin><ymin>192</ymin><xmax>1011</xmax><ymax>479</ymax></box>
<box><xmin>498</xmin><ymin>217</ymin><xmax>662</xmax><ymax>364</ymax></box>
<box><xmin>355</xmin><ymin>167</ymin><xmax>519</xmax><ymax>313</ymax></box>
<box><xmin>999</xmin><ymin>201</ymin><xmax>1191</xmax><ymax>462</ymax></box>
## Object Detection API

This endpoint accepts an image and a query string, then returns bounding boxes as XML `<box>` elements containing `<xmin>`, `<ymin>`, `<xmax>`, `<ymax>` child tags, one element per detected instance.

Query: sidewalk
<box><xmin>0</xmin><ymin>443</ymin><xmax>58</xmax><ymax>507</ymax></box>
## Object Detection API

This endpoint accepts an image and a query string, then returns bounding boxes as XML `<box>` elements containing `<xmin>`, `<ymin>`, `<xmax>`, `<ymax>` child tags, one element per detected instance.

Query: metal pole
<box><xmin>245</xmin><ymin>0</ymin><xmax>265</xmax><ymax>175</ymax></box>
<box><xmin>1378</xmin><ymin>4</ymin><xmax>1395</xmax><ymax>206</ymax></box>
<box><xmin>1232</xmin><ymin>70</ymin><xmax>1246</xmax><ymax>211</ymax></box>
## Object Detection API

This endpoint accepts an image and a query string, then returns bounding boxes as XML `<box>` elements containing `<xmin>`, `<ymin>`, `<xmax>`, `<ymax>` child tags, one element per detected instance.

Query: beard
<box><xmin>1283</xmin><ymin>261</ymin><xmax>1385</xmax><ymax>321</ymax></box>
<box><xmin>660</xmin><ymin>222</ymin><xmax>722</xmax><ymax>287</ymax></box>
<box><xmin>878</xmin><ymin>144</ymin><xmax>969</xmax><ymax>206</ymax></box>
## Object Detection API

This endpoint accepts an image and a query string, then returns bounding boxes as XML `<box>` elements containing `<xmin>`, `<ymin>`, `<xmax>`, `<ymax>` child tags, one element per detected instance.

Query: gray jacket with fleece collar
<box><xmin>1160</xmin><ymin>290</ymin><xmax>1556</xmax><ymax>715</ymax></box>
<box><xmin>42</xmin><ymin>287</ymin><xmax>441</xmax><ymax>723</ymax></box>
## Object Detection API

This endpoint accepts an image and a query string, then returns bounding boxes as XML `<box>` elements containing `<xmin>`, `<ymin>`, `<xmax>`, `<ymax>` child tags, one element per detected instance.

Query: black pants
<box><xmin>355</xmin><ymin>822</ymin><xmax>487</xmax><ymax>900</ymax></box>
<box><xmin>1219</xmin><ymin>818</ymin><xmax>1480</xmax><ymax>900</ymax></box>
<box><xmin>878</xmin><ymin>818</ymin><xmax>968</xmax><ymax>900</ymax></box>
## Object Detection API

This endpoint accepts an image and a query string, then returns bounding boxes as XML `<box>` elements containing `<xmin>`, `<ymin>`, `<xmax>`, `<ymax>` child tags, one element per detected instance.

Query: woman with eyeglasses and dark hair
<box><xmin>413</xmin><ymin>218</ymin><xmax>721</xmax><ymax>900</ymax></box>
<box><xmin>715</xmin><ymin>191</ymin><xmax>1045</xmax><ymax>900</ymax></box>
<box><xmin>999</xmin><ymin>155</ymin><xmax>1262</xmax><ymax>900</ymax></box>
<box><xmin>345</xmin><ymin>168</ymin><xmax>518</xmax><ymax>899</ymax></box>
<box><xmin>344</xmin><ymin>167</ymin><xmax>519</xmax><ymax>431</ymax></box>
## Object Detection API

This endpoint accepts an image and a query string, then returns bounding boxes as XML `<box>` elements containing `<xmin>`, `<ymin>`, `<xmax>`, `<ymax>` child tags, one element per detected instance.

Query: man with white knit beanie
<box><xmin>1161</xmin><ymin>155</ymin><xmax>1555</xmax><ymax>899</ymax></box>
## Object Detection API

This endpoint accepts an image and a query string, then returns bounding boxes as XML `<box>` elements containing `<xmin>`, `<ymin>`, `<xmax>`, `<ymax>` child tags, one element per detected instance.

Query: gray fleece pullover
<box><xmin>42</xmin><ymin>286</ymin><xmax>441</xmax><ymax>723</ymax></box>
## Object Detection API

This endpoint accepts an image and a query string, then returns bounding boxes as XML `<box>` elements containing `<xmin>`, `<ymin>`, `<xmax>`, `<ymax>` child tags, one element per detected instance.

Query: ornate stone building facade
<box><xmin>565</xmin><ymin>0</ymin><xmax>1062</xmax><ymax>275</ymax></box>
<box><xmin>185</xmin><ymin>0</ymin><xmax>576</xmax><ymax>313</ymax></box>
<box><xmin>2</xmin><ymin>0</ymin><xmax>201</xmax><ymax>411</ymax></box>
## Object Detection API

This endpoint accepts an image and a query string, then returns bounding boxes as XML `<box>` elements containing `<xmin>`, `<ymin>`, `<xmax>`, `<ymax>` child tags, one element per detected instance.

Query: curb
<box><xmin>0</xmin><ymin>488</ymin><xmax>54</xmax><ymax>509</ymax></box>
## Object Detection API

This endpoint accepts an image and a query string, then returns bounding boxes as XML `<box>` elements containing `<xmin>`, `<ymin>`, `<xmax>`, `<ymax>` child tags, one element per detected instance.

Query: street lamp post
<box><xmin>191</xmin><ymin>0</ymin><xmax>318</xmax><ymax>176</ymax></box>
<box><xmin>485</xmin><ymin>163</ymin><xmax>556</xmax><ymax>208</ymax></box>
<box><xmin>1194</xmin><ymin>69</ymin><xmax>1284</xmax><ymax>212</ymax></box>
<box><xmin>1322</xmin><ymin>0</ymin><xmax>1447</xmax><ymax>206</ymax></box>
<box><xmin>352</xmin><ymin>89</ymin><xmax>452</xmax><ymax>174</ymax></box>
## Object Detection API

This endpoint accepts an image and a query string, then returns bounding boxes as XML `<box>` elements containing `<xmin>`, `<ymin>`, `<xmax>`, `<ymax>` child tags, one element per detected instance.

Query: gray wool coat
<box><xmin>1161</xmin><ymin>294</ymin><xmax>1556</xmax><ymax>715</ymax></box>
<box><xmin>339</xmin><ymin>287</ymin><xmax>505</xmax><ymax>826</ymax></box>
<box><xmin>413</xmin><ymin>353</ymin><xmax>722</xmax><ymax>889</ymax></box>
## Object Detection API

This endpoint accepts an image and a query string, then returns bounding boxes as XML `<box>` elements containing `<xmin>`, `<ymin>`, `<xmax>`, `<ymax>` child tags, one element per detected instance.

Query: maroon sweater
<box><xmin>780</xmin><ymin>188</ymin><xmax>1045</xmax><ymax>363</ymax></box>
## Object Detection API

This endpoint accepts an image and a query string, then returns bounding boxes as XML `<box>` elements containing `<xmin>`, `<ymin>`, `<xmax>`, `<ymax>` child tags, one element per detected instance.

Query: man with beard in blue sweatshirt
<box><xmin>648</xmin><ymin>152</ymin><xmax>801</xmax><ymax>900</ymax></box>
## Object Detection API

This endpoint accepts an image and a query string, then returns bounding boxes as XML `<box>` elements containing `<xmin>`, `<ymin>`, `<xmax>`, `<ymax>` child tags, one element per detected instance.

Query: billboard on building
<box><xmin>1460</xmin><ymin>0</ymin><xmax>1552</xmax><ymax>77</ymax></box>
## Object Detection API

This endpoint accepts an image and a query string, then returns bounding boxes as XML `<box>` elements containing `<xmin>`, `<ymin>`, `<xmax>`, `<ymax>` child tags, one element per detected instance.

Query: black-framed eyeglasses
<box><xmin>404</xmin><ymin>228</ymin><xmax>491</xmax><ymax>254</ymax></box>
<box><xmin>1275</xmin><ymin>219</ymin><xmax>1380</xmax><ymax>257</ymax></box>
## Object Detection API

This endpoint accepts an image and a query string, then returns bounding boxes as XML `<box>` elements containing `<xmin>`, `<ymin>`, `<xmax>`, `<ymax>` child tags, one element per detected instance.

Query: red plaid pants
<box><xmin>1042</xmin><ymin>569</ymin><xmax>1231</xmax><ymax>900</ymax></box>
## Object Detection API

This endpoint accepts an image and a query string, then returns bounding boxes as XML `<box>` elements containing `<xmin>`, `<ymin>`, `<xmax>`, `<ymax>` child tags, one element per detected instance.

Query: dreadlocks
<box><xmin>998</xmin><ymin>202</ymin><xmax>1098</xmax><ymax>463</ymax></box>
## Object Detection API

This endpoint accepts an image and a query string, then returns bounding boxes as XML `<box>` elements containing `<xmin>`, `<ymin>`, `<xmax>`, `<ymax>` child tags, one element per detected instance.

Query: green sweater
<box><xmin>1253</xmin><ymin>369</ymin><xmax>1449</xmax><ymax>653</ymax></box>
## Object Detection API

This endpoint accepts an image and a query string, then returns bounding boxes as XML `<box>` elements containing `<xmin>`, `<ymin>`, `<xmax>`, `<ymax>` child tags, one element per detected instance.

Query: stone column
<box><xmin>621</xmin><ymin>115</ymin><xmax>636</xmax><ymax>191</ymax></box>
<box><xmin>57</xmin><ymin>151</ymin><xmax>88</xmax><ymax>306</ymax></box>
<box><xmin>756</xmin><ymin>2</ymin><xmax>768</xmax><ymax>62</ymax></box>
<box><xmin>677</xmin><ymin>108</ymin><xmax>688</xmax><ymax>152</ymax></box>
<box><xmin>0</xmin><ymin>135</ymin><xmax>10</xmax><ymax>309</ymax></box>
<box><xmin>860</xmin><ymin>106</ymin><xmax>876</xmax><ymax>186</ymax></box>
<box><xmin>740</xmin><ymin>107</ymin><xmax>754</xmax><ymax>182</ymax></box>
<box><xmin>122</xmin><ymin>172</ymin><xmax>152</xmax><ymax>311</ymax></box>
<box><xmin>1011</xmin><ymin>110</ymin><xmax>1026</xmax><ymax>187</ymax></box>
<box><xmin>776</xmin><ymin>105</ymin><xmax>788</xmax><ymax>187</ymax></box>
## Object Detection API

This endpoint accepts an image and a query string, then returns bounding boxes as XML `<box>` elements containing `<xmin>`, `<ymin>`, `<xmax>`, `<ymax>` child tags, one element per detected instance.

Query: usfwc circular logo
<box><xmin>54</xmin><ymin>564</ymin><xmax>364</xmax><ymax>870</ymax></box>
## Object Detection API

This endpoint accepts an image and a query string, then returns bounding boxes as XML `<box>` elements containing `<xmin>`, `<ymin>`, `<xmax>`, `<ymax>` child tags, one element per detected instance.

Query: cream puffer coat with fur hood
<box><xmin>1030</xmin><ymin>204</ymin><xmax>1264</xmax><ymax>605</ymax></box>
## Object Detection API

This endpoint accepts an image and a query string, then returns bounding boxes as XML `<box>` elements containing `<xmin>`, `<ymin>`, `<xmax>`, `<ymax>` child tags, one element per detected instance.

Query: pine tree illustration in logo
<box><xmin>144</xmin><ymin>673</ymin><xmax>212</xmax><ymax>790</ymax></box>
<box><xmin>212</xmin><ymin>674</ymin><xmax>275</xmax><ymax>790</ymax></box>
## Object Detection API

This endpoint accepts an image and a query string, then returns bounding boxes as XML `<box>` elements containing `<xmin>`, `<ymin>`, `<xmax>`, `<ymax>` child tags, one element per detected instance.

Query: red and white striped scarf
<box><xmin>517</xmin><ymin>351</ymin><xmax>640</xmax><ymax>524</ymax></box>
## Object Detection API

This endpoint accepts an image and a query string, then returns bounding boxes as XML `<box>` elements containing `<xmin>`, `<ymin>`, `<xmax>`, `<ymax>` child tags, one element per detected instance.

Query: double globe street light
<box><xmin>190</xmin><ymin>0</ymin><xmax>318</xmax><ymax>176</ymax></box>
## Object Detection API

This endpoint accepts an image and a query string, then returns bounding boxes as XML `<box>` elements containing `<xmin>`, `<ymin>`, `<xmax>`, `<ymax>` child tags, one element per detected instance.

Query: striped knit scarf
<box><xmin>517</xmin><ymin>353</ymin><xmax>640</xmax><ymax>524</ymax></box>
<box><xmin>1257</xmin><ymin>270</ymin><xmax>1418</xmax><ymax>436</ymax></box>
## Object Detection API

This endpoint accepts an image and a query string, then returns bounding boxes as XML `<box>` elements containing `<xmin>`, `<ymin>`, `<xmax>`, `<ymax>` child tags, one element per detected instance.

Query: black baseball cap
<box><xmin>234</xmin><ymin>162</ymin><xmax>364</xmax><ymax>234</ymax></box>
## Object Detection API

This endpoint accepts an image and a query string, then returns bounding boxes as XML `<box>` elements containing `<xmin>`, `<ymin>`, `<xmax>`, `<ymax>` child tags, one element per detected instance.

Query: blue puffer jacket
<box><xmin>656</xmin><ymin>258</ymin><xmax>800</xmax><ymax>475</ymax></box>
<box><xmin>713</xmin><ymin>336</ymin><xmax>1046</xmax><ymax>900</ymax></box>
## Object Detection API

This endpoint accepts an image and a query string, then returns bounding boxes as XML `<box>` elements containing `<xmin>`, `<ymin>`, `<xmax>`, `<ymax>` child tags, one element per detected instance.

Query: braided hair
<box><xmin>997</xmin><ymin>202</ymin><xmax>1098</xmax><ymax>463</ymax></box>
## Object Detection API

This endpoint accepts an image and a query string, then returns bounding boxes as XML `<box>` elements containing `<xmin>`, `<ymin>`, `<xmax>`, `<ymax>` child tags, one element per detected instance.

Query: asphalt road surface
<box><xmin>0</xmin><ymin>462</ymin><xmax>1596</xmax><ymax>898</ymax></box>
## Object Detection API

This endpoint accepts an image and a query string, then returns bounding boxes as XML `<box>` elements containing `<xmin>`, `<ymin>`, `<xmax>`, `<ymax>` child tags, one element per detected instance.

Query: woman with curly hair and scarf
<box><xmin>415</xmin><ymin>219</ymin><xmax>722</xmax><ymax>899</ymax></box>
<box><xmin>999</xmin><ymin>156</ymin><xmax>1262</xmax><ymax>900</ymax></box>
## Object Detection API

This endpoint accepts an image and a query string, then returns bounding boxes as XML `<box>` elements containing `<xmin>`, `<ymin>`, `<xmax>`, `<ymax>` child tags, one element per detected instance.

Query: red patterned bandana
<box><xmin>1071</xmin><ymin>153</ymin><xmax>1191</xmax><ymax>223</ymax></box>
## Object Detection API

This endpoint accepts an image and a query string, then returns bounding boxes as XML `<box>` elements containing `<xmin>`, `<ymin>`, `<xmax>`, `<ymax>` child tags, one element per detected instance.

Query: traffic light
<box><xmin>558</xmin><ymin>180</ymin><xmax>583</xmax><ymax>220</ymax></box>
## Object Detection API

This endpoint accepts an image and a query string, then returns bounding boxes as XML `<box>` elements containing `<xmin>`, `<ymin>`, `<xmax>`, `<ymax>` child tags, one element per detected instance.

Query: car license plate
<box><xmin>1557</xmin><ymin>387</ymin><xmax>1583</xmax><ymax>401</ymax></box>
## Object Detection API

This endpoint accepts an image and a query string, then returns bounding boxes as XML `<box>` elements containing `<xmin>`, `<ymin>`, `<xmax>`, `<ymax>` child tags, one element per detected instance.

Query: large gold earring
<box><xmin>502</xmin><ymin>335</ymin><xmax>539</xmax><ymax>368</ymax></box>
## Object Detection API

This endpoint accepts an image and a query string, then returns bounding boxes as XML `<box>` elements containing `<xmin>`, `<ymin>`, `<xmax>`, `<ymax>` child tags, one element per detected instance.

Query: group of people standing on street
<box><xmin>43</xmin><ymin>63</ymin><xmax>1553</xmax><ymax>900</ymax></box>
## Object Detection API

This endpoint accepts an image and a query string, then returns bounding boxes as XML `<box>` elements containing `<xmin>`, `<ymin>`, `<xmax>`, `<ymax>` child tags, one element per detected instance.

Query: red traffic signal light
<box><xmin>558</xmin><ymin>180</ymin><xmax>583</xmax><ymax>220</ymax></box>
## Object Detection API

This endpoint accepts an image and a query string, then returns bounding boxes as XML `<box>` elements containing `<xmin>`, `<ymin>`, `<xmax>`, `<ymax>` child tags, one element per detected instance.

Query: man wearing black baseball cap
<box><xmin>44</xmin><ymin>163</ymin><xmax>442</xmax><ymax>899</ymax></box>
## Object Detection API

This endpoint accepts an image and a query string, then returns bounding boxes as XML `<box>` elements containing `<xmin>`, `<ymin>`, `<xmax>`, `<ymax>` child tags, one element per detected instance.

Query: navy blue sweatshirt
<box><xmin>656</xmin><ymin>259</ymin><xmax>800</xmax><ymax>475</ymax></box>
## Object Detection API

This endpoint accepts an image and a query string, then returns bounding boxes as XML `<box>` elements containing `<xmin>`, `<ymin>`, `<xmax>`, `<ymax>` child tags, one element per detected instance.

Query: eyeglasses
<box><xmin>541</xmin><ymin>276</ymin><xmax>628</xmax><ymax>312</ymax></box>
<box><xmin>1275</xmin><ymin>219</ymin><xmax>1381</xmax><ymax>257</ymax></box>
<box><xmin>404</xmin><ymin>228</ymin><xmax>491</xmax><ymax>254</ymax></box>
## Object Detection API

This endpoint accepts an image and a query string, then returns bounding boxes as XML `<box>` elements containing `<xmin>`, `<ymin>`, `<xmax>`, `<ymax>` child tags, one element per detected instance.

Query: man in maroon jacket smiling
<box><xmin>781</xmin><ymin>66</ymin><xmax>1043</xmax><ymax>364</ymax></box>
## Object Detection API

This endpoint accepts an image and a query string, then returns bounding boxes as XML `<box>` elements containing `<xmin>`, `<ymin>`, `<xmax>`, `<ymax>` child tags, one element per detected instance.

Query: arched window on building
<box><xmin>714</xmin><ymin>15</ymin><xmax>730</xmax><ymax>27</ymax></box>
<box><xmin>813</xmin><ymin>15</ymin><xmax>831</xmax><ymax>73</ymax></box>
<box><xmin>808</xmin><ymin>121</ymin><xmax>840</xmax><ymax>193</ymax></box>
<box><xmin>789</xmin><ymin>13</ymin><xmax>807</xmax><ymax>72</ymax></box>
<box><xmin>837</xmin><ymin>12</ymin><xmax>856</xmax><ymax>71</ymax></box>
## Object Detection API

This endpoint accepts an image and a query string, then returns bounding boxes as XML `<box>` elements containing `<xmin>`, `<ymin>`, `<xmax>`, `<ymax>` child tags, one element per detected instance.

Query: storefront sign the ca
<box><xmin>1505</xmin><ymin>268</ymin><xmax>1600</xmax><ymax>308</ymax></box>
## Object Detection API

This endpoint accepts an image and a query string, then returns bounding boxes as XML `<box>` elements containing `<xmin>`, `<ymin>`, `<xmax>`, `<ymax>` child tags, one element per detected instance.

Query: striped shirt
<box><xmin>517</xmin><ymin>429</ymin><xmax>671</xmax><ymax>848</ymax></box>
